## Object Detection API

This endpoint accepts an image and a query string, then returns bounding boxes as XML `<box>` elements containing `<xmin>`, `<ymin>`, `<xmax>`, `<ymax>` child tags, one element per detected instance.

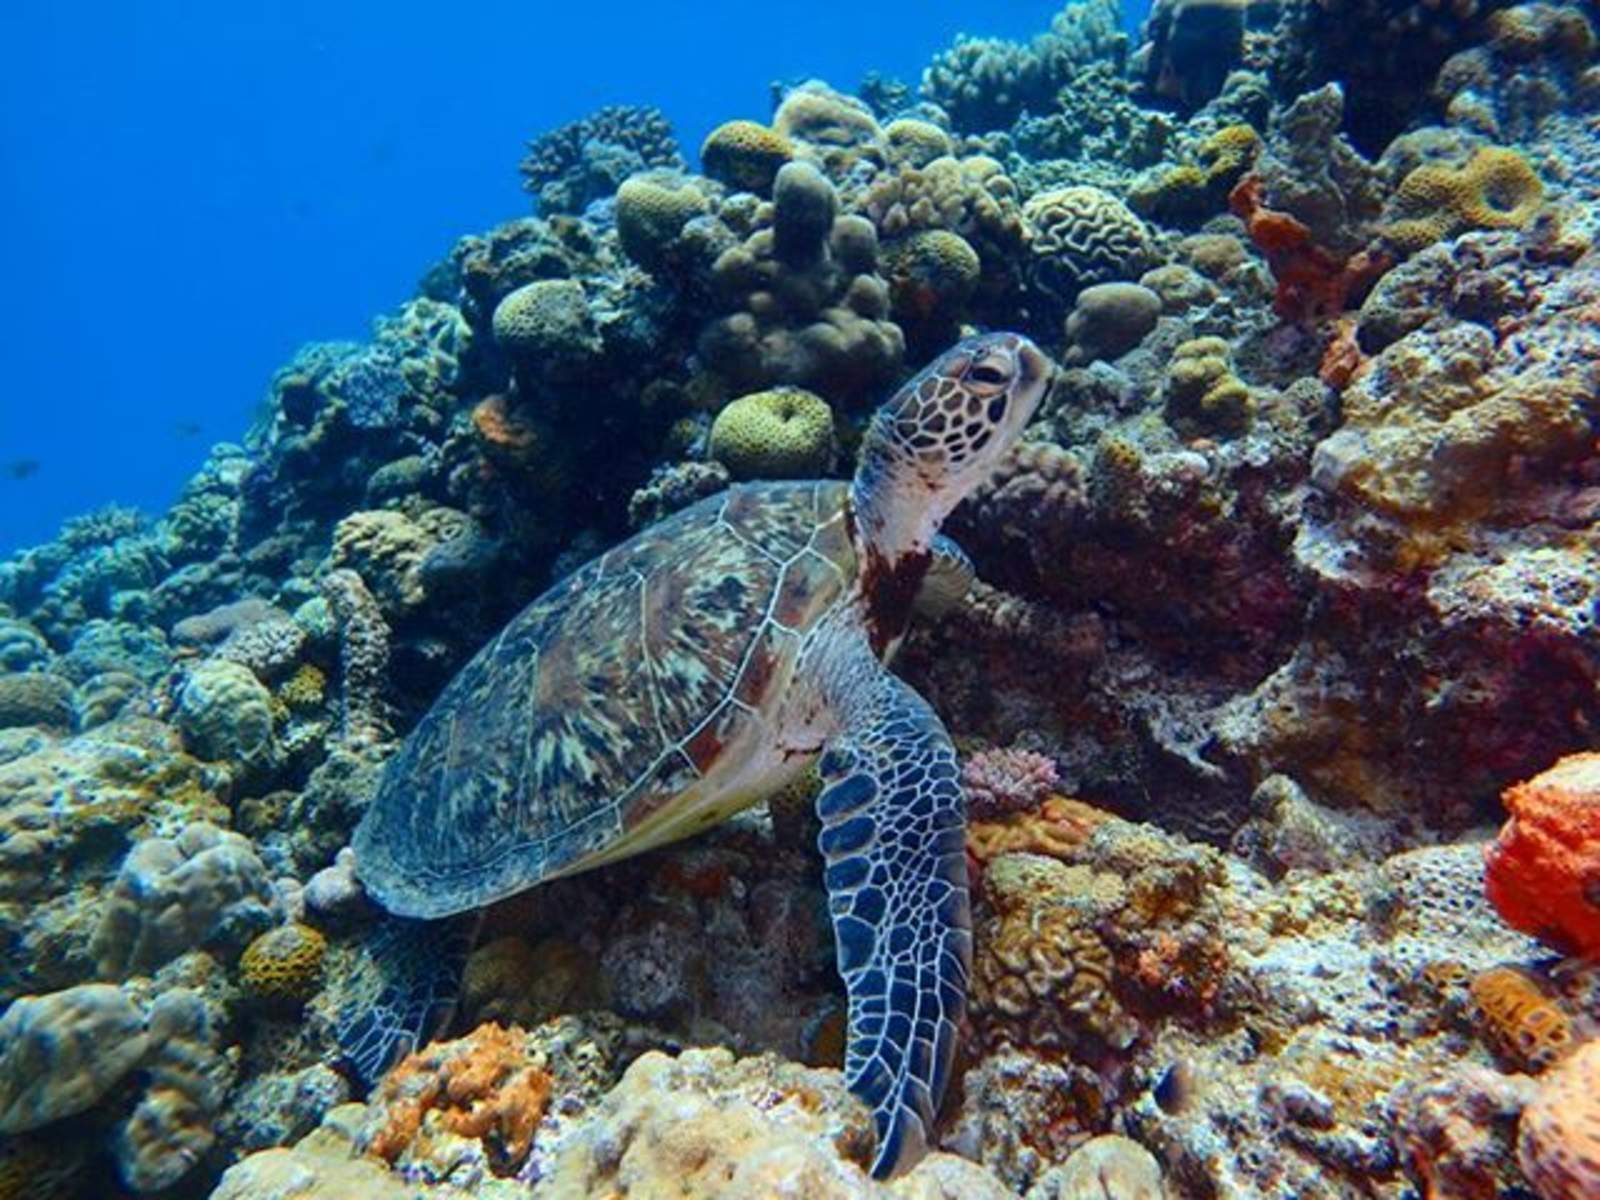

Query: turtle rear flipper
<box><xmin>812</xmin><ymin>631</ymin><xmax>972</xmax><ymax>1179</ymax></box>
<box><xmin>332</xmin><ymin>913</ymin><xmax>480</xmax><ymax>1088</ymax></box>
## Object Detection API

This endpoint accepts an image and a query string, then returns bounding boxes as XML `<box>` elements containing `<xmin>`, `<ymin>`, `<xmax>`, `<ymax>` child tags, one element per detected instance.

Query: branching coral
<box><xmin>519</xmin><ymin>105</ymin><xmax>682</xmax><ymax>214</ymax></box>
<box><xmin>920</xmin><ymin>0</ymin><xmax>1125</xmax><ymax>134</ymax></box>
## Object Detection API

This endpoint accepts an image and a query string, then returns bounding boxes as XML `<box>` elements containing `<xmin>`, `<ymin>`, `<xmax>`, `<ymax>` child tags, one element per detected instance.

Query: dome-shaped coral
<box><xmin>1484</xmin><ymin>753</ymin><xmax>1600</xmax><ymax>958</ymax></box>
<box><xmin>700</xmin><ymin>121</ymin><xmax>792</xmax><ymax>194</ymax></box>
<box><xmin>490</xmin><ymin>279</ymin><xmax>601</xmax><ymax>377</ymax></box>
<box><xmin>615</xmin><ymin>172</ymin><xmax>711</xmax><ymax>271</ymax></box>
<box><xmin>709</xmin><ymin>388</ymin><xmax>835</xmax><ymax>480</ymax></box>
<box><xmin>239</xmin><ymin>922</ymin><xmax>328</xmax><ymax>1006</ymax></box>
<box><xmin>176</xmin><ymin>658</ymin><xmax>277</xmax><ymax>770</ymax></box>
<box><xmin>881</xmin><ymin>229</ymin><xmax>980</xmax><ymax>328</ymax></box>
<box><xmin>772</xmin><ymin>82</ymin><xmax>884</xmax><ymax>178</ymax></box>
<box><xmin>1023</xmin><ymin>186</ymin><xmax>1157</xmax><ymax>306</ymax></box>
<box><xmin>1383</xmin><ymin>146</ymin><xmax>1544</xmax><ymax>254</ymax></box>
<box><xmin>1518</xmin><ymin>1037</ymin><xmax>1600</xmax><ymax>1200</ymax></box>
<box><xmin>883</xmin><ymin>118</ymin><xmax>953</xmax><ymax>168</ymax></box>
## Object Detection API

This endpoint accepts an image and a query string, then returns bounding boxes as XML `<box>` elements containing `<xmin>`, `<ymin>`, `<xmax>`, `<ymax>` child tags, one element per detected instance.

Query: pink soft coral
<box><xmin>961</xmin><ymin>747</ymin><xmax>1060</xmax><ymax>820</ymax></box>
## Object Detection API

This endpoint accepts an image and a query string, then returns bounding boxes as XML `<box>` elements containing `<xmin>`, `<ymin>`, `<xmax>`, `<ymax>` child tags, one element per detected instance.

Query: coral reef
<box><xmin>6</xmin><ymin>4</ymin><xmax>1600</xmax><ymax>1196</ymax></box>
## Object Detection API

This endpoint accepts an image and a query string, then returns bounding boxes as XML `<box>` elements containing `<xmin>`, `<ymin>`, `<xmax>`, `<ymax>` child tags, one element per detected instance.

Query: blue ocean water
<box><xmin>0</xmin><ymin>1</ymin><xmax>1149</xmax><ymax>555</ymax></box>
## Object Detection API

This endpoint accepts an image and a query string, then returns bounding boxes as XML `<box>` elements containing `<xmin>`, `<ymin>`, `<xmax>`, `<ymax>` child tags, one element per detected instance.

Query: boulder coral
<box><xmin>709</xmin><ymin>387</ymin><xmax>836</xmax><ymax>480</ymax></box>
<box><xmin>1484</xmin><ymin>753</ymin><xmax>1600</xmax><ymax>959</ymax></box>
<box><xmin>91</xmin><ymin>822</ymin><xmax>281</xmax><ymax>978</ymax></box>
<box><xmin>0</xmin><ymin>983</ymin><xmax>149</xmax><ymax>1133</ymax></box>
<box><xmin>700</xmin><ymin>120</ymin><xmax>792</xmax><ymax>194</ymax></box>
<box><xmin>239</xmin><ymin>921</ymin><xmax>329</xmax><ymax>1006</ymax></box>
<box><xmin>615</xmin><ymin>171</ymin><xmax>713</xmax><ymax>274</ymax></box>
<box><xmin>175</xmin><ymin>657</ymin><xmax>277</xmax><ymax>771</ymax></box>
<box><xmin>697</xmin><ymin>162</ymin><xmax>903</xmax><ymax>402</ymax></box>
<box><xmin>1518</xmin><ymin>1037</ymin><xmax>1600</xmax><ymax>1200</ymax></box>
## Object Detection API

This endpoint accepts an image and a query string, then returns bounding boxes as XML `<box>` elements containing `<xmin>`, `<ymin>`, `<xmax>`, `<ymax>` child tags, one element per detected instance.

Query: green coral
<box><xmin>709</xmin><ymin>389</ymin><xmax>836</xmax><ymax>480</ymax></box>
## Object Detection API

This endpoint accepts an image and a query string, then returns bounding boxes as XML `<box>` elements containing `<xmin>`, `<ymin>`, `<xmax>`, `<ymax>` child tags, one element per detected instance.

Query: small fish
<box><xmin>2</xmin><ymin>459</ymin><xmax>40</xmax><ymax>480</ymax></box>
<box><xmin>173</xmin><ymin>421</ymin><xmax>203</xmax><ymax>439</ymax></box>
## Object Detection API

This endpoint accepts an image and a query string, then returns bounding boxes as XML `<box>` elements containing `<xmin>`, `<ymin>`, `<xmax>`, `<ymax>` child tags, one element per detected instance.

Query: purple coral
<box><xmin>962</xmin><ymin>746</ymin><xmax>1060</xmax><ymax>819</ymax></box>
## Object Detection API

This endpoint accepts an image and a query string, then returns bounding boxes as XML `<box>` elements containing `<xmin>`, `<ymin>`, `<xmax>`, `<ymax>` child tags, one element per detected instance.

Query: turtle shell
<box><xmin>353</xmin><ymin>480</ymin><xmax>858</xmax><ymax>918</ymax></box>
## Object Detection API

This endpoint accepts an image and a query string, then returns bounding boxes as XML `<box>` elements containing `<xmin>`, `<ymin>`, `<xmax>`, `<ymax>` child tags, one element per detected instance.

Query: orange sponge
<box><xmin>1484</xmin><ymin>754</ymin><xmax>1600</xmax><ymax>958</ymax></box>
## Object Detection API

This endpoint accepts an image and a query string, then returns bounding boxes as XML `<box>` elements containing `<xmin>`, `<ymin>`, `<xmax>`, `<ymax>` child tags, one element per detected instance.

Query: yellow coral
<box><xmin>1384</xmin><ymin>146</ymin><xmax>1544</xmax><ymax>253</ymax></box>
<box><xmin>700</xmin><ymin>121</ymin><xmax>792</xmax><ymax>194</ymax></box>
<box><xmin>276</xmin><ymin>663</ymin><xmax>325</xmax><ymax>713</ymax></box>
<box><xmin>709</xmin><ymin>388</ymin><xmax>835</xmax><ymax>480</ymax></box>
<box><xmin>615</xmin><ymin>174</ymin><xmax>709</xmax><ymax>271</ymax></box>
<box><xmin>1164</xmin><ymin>336</ymin><xmax>1252</xmax><ymax>436</ymax></box>
<box><xmin>239</xmin><ymin>922</ymin><xmax>327</xmax><ymax>1006</ymax></box>
<box><xmin>1197</xmin><ymin>123</ymin><xmax>1261</xmax><ymax>186</ymax></box>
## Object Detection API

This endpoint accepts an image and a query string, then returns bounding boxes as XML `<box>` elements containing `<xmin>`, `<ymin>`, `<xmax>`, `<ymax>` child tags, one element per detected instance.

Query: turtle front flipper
<box><xmin>811</xmin><ymin>632</ymin><xmax>972</xmax><ymax>1178</ymax></box>
<box><xmin>331</xmin><ymin>913</ymin><xmax>480</xmax><ymax>1088</ymax></box>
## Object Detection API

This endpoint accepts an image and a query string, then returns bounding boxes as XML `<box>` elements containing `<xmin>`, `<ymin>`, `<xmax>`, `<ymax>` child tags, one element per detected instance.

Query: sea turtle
<box><xmin>344</xmin><ymin>331</ymin><xmax>1052</xmax><ymax>1176</ymax></box>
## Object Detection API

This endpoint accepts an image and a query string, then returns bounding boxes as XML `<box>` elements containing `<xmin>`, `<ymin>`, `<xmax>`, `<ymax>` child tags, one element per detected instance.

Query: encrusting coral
<box><xmin>1484</xmin><ymin>753</ymin><xmax>1600</xmax><ymax>960</ymax></box>
<box><xmin>1383</xmin><ymin>146</ymin><xmax>1545</xmax><ymax>253</ymax></box>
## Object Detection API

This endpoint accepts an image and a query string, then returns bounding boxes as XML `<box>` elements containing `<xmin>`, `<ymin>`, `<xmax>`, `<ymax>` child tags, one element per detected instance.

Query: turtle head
<box><xmin>852</xmin><ymin>332</ymin><xmax>1051</xmax><ymax>566</ymax></box>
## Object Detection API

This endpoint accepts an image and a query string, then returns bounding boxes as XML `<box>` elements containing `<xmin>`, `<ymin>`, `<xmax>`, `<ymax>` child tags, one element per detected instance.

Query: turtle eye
<box><xmin>968</xmin><ymin>362</ymin><xmax>1009</xmax><ymax>387</ymax></box>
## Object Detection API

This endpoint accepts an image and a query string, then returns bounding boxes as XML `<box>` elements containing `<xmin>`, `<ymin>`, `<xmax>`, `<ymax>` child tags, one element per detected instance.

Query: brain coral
<box><xmin>176</xmin><ymin>658</ymin><xmax>277</xmax><ymax>770</ymax></box>
<box><xmin>1383</xmin><ymin>147</ymin><xmax>1544</xmax><ymax>254</ymax></box>
<box><xmin>709</xmin><ymin>388</ymin><xmax>836</xmax><ymax>480</ymax></box>
<box><xmin>771</xmin><ymin>82</ymin><xmax>885</xmax><ymax>180</ymax></box>
<box><xmin>970</xmin><ymin>852</ymin><xmax>1138</xmax><ymax>1056</ymax></box>
<box><xmin>91</xmin><ymin>821</ymin><xmax>282</xmax><ymax>978</ymax></box>
<box><xmin>700</xmin><ymin>120</ymin><xmax>792</xmax><ymax>194</ymax></box>
<box><xmin>883</xmin><ymin>118</ymin><xmax>953</xmax><ymax>168</ymax></box>
<box><xmin>1023</xmin><ymin>186</ymin><xmax>1157</xmax><ymax>307</ymax></box>
<box><xmin>1484</xmin><ymin>753</ymin><xmax>1600</xmax><ymax>958</ymax></box>
<box><xmin>1518</xmin><ymin>1038</ymin><xmax>1600</xmax><ymax>1200</ymax></box>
